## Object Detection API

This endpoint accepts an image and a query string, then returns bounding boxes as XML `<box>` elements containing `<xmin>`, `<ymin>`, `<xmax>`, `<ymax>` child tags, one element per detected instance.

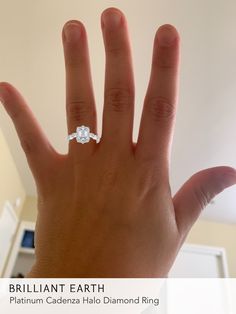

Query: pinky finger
<box><xmin>0</xmin><ymin>82</ymin><xmax>58</xmax><ymax>186</ymax></box>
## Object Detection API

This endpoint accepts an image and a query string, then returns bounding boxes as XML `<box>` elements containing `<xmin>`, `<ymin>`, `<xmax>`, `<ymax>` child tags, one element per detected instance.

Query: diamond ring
<box><xmin>67</xmin><ymin>125</ymin><xmax>100</xmax><ymax>144</ymax></box>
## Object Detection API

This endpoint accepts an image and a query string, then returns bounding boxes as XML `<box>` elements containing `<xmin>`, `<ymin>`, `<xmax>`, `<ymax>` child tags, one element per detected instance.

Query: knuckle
<box><xmin>107</xmin><ymin>46</ymin><xmax>123</xmax><ymax>57</ymax></box>
<box><xmin>67</xmin><ymin>100</ymin><xmax>96</xmax><ymax>123</ymax></box>
<box><xmin>8</xmin><ymin>105</ymin><xmax>22</xmax><ymax>120</ymax></box>
<box><xmin>146</xmin><ymin>96</ymin><xmax>175</xmax><ymax>121</ymax></box>
<box><xmin>9</xmin><ymin>110</ymin><xmax>21</xmax><ymax>120</ymax></box>
<box><xmin>105</xmin><ymin>87</ymin><xmax>133</xmax><ymax>113</ymax></box>
<box><xmin>157</xmin><ymin>57</ymin><xmax>175</xmax><ymax>70</ymax></box>
<box><xmin>65</xmin><ymin>59</ymin><xmax>83</xmax><ymax>69</ymax></box>
<box><xmin>192</xmin><ymin>184</ymin><xmax>213</xmax><ymax>210</ymax></box>
<box><xmin>105</xmin><ymin>38</ymin><xmax>124</xmax><ymax>57</ymax></box>
<box><xmin>154</xmin><ymin>49</ymin><xmax>176</xmax><ymax>70</ymax></box>
<box><xmin>100</xmin><ymin>168</ymin><xmax>118</xmax><ymax>187</ymax></box>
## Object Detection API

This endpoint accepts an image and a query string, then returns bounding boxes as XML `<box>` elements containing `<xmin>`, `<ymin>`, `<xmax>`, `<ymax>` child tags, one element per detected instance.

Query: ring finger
<box><xmin>62</xmin><ymin>20</ymin><xmax>97</xmax><ymax>156</ymax></box>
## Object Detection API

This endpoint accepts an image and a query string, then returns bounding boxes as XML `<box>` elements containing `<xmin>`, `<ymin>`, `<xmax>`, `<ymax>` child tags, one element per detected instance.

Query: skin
<box><xmin>0</xmin><ymin>7</ymin><xmax>236</xmax><ymax>277</ymax></box>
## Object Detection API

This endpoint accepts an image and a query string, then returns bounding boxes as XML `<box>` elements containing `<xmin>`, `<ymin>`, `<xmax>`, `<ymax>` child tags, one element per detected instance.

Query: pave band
<box><xmin>67</xmin><ymin>125</ymin><xmax>100</xmax><ymax>144</ymax></box>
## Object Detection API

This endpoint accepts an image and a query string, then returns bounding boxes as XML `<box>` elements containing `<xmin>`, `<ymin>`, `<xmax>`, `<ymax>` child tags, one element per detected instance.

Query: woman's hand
<box><xmin>0</xmin><ymin>7</ymin><xmax>235</xmax><ymax>277</ymax></box>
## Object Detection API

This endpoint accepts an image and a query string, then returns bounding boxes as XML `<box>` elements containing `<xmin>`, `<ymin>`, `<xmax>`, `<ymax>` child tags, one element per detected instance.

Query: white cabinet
<box><xmin>3</xmin><ymin>221</ymin><xmax>35</xmax><ymax>278</ymax></box>
<box><xmin>0</xmin><ymin>201</ymin><xmax>18</xmax><ymax>276</ymax></box>
<box><xmin>169</xmin><ymin>244</ymin><xmax>229</xmax><ymax>278</ymax></box>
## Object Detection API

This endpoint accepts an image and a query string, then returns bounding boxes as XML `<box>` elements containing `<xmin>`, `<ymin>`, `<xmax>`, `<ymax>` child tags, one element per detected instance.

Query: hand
<box><xmin>0</xmin><ymin>7</ymin><xmax>235</xmax><ymax>278</ymax></box>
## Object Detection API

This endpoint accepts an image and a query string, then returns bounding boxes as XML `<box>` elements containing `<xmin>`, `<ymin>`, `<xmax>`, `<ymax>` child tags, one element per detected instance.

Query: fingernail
<box><xmin>102</xmin><ymin>10</ymin><xmax>122</xmax><ymax>29</ymax></box>
<box><xmin>157</xmin><ymin>26</ymin><xmax>177</xmax><ymax>47</ymax></box>
<box><xmin>0</xmin><ymin>84</ymin><xmax>8</xmax><ymax>104</ymax></box>
<box><xmin>64</xmin><ymin>22</ymin><xmax>81</xmax><ymax>42</ymax></box>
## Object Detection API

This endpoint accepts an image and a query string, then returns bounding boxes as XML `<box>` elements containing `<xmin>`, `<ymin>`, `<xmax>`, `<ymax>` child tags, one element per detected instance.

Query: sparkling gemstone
<box><xmin>76</xmin><ymin>126</ymin><xmax>90</xmax><ymax>144</ymax></box>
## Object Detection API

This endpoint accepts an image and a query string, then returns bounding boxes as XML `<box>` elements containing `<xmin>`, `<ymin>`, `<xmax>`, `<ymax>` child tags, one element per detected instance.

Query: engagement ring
<box><xmin>67</xmin><ymin>125</ymin><xmax>100</xmax><ymax>144</ymax></box>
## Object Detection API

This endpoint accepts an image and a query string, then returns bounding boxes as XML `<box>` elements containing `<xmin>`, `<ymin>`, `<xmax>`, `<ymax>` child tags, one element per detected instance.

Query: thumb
<box><xmin>173</xmin><ymin>166</ymin><xmax>236</xmax><ymax>235</ymax></box>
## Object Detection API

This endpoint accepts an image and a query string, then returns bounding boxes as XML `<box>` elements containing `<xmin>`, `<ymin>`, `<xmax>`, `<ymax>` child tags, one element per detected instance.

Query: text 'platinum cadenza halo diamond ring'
<box><xmin>67</xmin><ymin>125</ymin><xmax>100</xmax><ymax>144</ymax></box>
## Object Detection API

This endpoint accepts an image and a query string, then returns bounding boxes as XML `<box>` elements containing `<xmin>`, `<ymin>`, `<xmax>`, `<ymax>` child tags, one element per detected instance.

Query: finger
<box><xmin>62</xmin><ymin>20</ymin><xmax>97</xmax><ymax>155</ymax></box>
<box><xmin>173</xmin><ymin>166</ymin><xmax>236</xmax><ymax>235</ymax></box>
<box><xmin>136</xmin><ymin>24</ymin><xmax>180</xmax><ymax>164</ymax></box>
<box><xmin>0</xmin><ymin>82</ymin><xmax>57</xmax><ymax>185</ymax></box>
<box><xmin>101</xmin><ymin>8</ymin><xmax>135</xmax><ymax>148</ymax></box>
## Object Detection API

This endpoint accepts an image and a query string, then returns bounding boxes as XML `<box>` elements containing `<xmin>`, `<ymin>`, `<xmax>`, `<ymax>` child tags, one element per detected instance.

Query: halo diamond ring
<box><xmin>67</xmin><ymin>125</ymin><xmax>100</xmax><ymax>144</ymax></box>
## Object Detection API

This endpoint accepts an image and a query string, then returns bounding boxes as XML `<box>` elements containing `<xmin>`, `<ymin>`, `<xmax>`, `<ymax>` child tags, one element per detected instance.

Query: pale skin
<box><xmin>0</xmin><ymin>7</ymin><xmax>236</xmax><ymax>277</ymax></box>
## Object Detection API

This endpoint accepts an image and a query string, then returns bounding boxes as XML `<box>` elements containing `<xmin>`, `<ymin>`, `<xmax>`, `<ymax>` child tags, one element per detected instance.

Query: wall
<box><xmin>0</xmin><ymin>128</ymin><xmax>25</xmax><ymax>217</ymax></box>
<box><xmin>186</xmin><ymin>220</ymin><xmax>236</xmax><ymax>277</ymax></box>
<box><xmin>20</xmin><ymin>196</ymin><xmax>38</xmax><ymax>222</ymax></box>
<box><xmin>20</xmin><ymin>195</ymin><xmax>236</xmax><ymax>277</ymax></box>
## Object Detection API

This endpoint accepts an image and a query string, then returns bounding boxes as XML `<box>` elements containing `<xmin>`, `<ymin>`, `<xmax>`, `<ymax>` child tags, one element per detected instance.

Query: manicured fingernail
<box><xmin>0</xmin><ymin>84</ymin><xmax>8</xmax><ymax>104</ymax></box>
<box><xmin>157</xmin><ymin>26</ymin><xmax>177</xmax><ymax>47</ymax></box>
<box><xmin>64</xmin><ymin>22</ymin><xmax>81</xmax><ymax>42</ymax></box>
<box><xmin>102</xmin><ymin>10</ymin><xmax>122</xmax><ymax>29</ymax></box>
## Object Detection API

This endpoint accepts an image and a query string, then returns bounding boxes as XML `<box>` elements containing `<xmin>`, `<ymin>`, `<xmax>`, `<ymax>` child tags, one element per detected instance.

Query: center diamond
<box><xmin>76</xmin><ymin>126</ymin><xmax>90</xmax><ymax>144</ymax></box>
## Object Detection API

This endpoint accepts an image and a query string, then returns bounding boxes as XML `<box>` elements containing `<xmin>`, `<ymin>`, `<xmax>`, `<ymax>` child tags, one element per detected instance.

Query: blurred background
<box><xmin>0</xmin><ymin>0</ymin><xmax>236</xmax><ymax>278</ymax></box>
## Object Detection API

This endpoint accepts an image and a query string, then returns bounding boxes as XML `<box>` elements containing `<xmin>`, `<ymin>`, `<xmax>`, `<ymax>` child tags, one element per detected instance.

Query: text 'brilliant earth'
<box><xmin>9</xmin><ymin>283</ymin><xmax>105</xmax><ymax>293</ymax></box>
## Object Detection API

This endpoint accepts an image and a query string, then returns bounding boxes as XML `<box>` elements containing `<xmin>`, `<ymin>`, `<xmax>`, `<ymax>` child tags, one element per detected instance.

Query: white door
<box><xmin>169</xmin><ymin>244</ymin><xmax>229</xmax><ymax>278</ymax></box>
<box><xmin>0</xmin><ymin>201</ymin><xmax>18</xmax><ymax>276</ymax></box>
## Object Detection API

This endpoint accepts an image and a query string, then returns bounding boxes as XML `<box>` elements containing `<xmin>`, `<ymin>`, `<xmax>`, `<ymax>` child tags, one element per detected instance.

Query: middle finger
<box><xmin>101</xmin><ymin>8</ymin><xmax>135</xmax><ymax>149</ymax></box>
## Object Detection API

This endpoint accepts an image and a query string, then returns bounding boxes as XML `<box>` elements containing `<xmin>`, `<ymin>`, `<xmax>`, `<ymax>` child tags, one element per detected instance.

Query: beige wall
<box><xmin>0</xmin><ymin>128</ymin><xmax>25</xmax><ymax>217</ymax></box>
<box><xmin>186</xmin><ymin>220</ymin><xmax>236</xmax><ymax>277</ymax></box>
<box><xmin>21</xmin><ymin>195</ymin><xmax>236</xmax><ymax>277</ymax></box>
<box><xmin>20</xmin><ymin>196</ymin><xmax>38</xmax><ymax>222</ymax></box>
